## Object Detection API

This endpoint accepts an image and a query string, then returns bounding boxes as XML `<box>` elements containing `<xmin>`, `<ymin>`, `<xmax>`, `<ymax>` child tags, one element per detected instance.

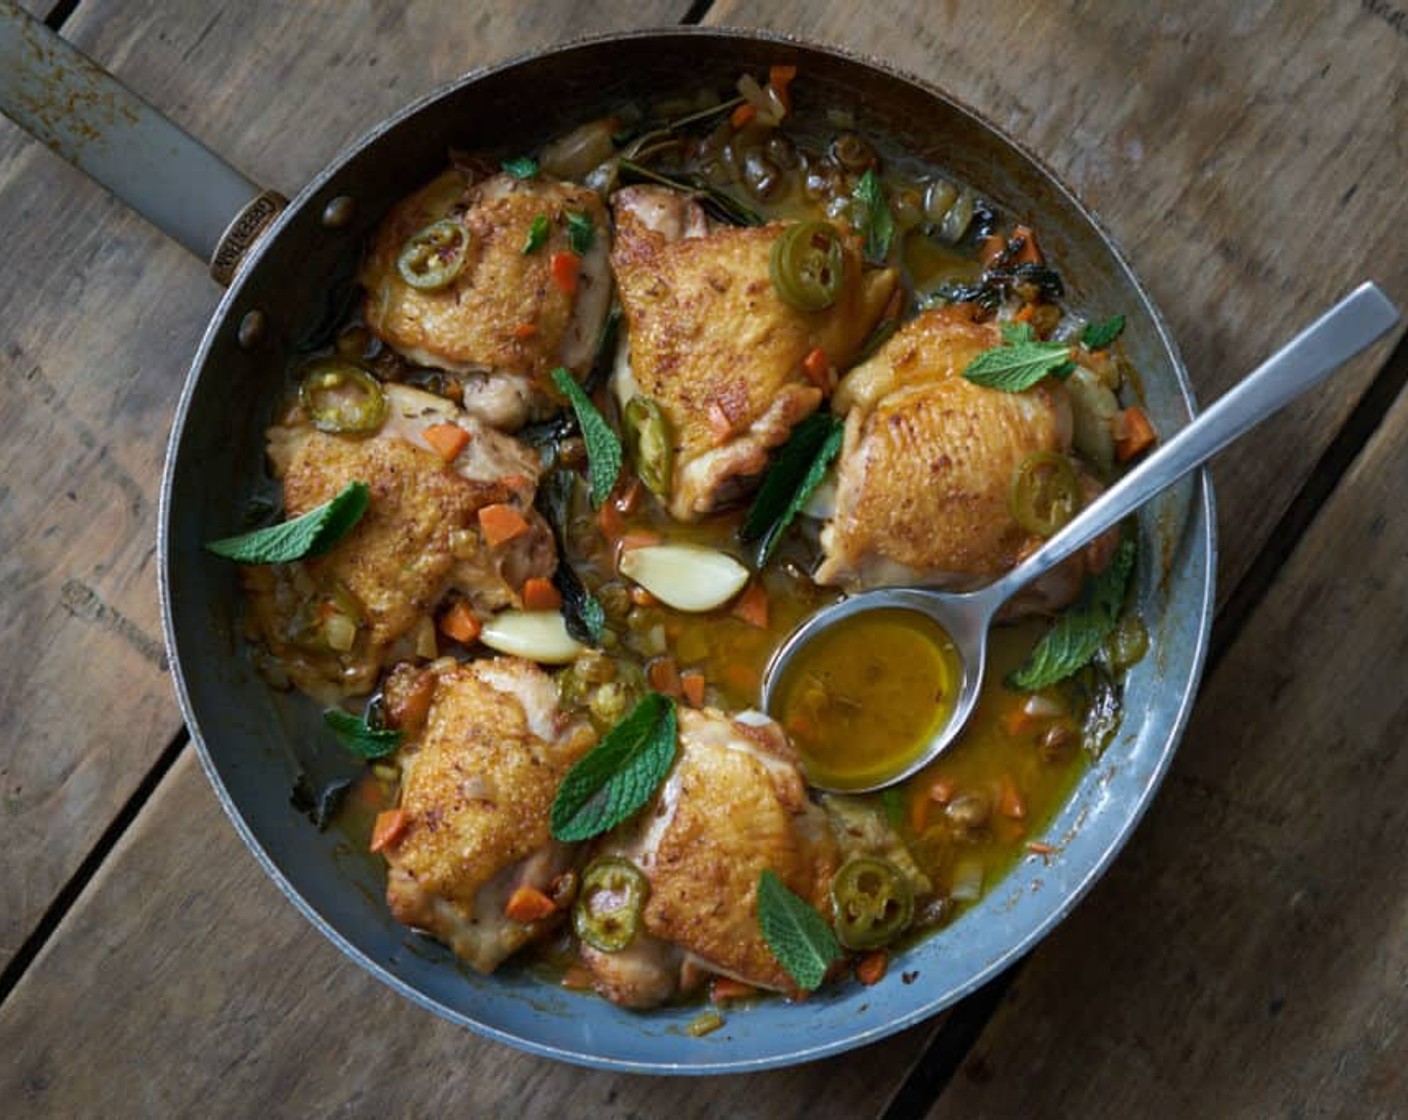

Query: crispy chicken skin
<box><xmin>817</xmin><ymin>306</ymin><xmax>1115</xmax><ymax>606</ymax></box>
<box><xmin>361</xmin><ymin>170</ymin><xmax>613</xmax><ymax>429</ymax></box>
<box><xmin>243</xmin><ymin>385</ymin><xmax>553</xmax><ymax>701</ymax></box>
<box><xmin>378</xmin><ymin>658</ymin><xmax>596</xmax><ymax>973</ymax></box>
<box><xmin>583</xmin><ymin>709</ymin><xmax>838</xmax><ymax>1007</ymax></box>
<box><xmin>610</xmin><ymin>185</ymin><xmax>898</xmax><ymax>521</ymax></box>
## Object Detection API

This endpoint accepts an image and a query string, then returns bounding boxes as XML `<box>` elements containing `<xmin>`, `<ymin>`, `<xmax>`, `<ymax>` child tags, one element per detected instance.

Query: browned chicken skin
<box><xmin>817</xmin><ymin>306</ymin><xmax>1115</xmax><ymax>607</ymax></box>
<box><xmin>610</xmin><ymin>185</ymin><xmax>898</xmax><ymax>521</ymax></box>
<box><xmin>243</xmin><ymin>385</ymin><xmax>554</xmax><ymax>701</ymax></box>
<box><xmin>379</xmin><ymin>657</ymin><xmax>596</xmax><ymax>974</ymax></box>
<box><xmin>583</xmin><ymin>709</ymin><xmax>838</xmax><ymax>1007</ymax></box>
<box><xmin>361</xmin><ymin>170</ymin><xmax>613</xmax><ymax>429</ymax></box>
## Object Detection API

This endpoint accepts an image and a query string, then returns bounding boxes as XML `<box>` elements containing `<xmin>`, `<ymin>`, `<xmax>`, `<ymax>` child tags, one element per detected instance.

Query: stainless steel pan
<box><xmin>0</xmin><ymin>5</ymin><xmax>1214</xmax><ymax>1073</ymax></box>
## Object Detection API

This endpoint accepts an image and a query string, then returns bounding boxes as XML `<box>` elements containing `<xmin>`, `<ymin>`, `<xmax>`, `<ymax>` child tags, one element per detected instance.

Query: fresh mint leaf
<box><xmin>522</xmin><ymin>214</ymin><xmax>550</xmax><ymax>255</ymax></box>
<box><xmin>1009</xmin><ymin>536</ymin><xmax>1137</xmax><ymax>690</ymax></box>
<box><xmin>323</xmin><ymin>708</ymin><xmax>401</xmax><ymax>760</ymax></box>
<box><xmin>1001</xmin><ymin>321</ymin><xmax>1036</xmax><ymax>345</ymax></box>
<box><xmin>1082</xmin><ymin>314</ymin><xmax>1126</xmax><ymax>351</ymax></box>
<box><xmin>566</xmin><ymin>210</ymin><xmax>595</xmax><ymax>255</ymax></box>
<box><xmin>550</xmin><ymin>693</ymin><xmax>677</xmax><ymax>842</ymax></box>
<box><xmin>757</xmin><ymin>868</ymin><xmax>841</xmax><ymax>991</ymax></box>
<box><xmin>502</xmin><ymin>155</ymin><xmax>538</xmax><ymax>180</ymax></box>
<box><xmin>550</xmin><ymin>367</ymin><xmax>622</xmax><ymax>507</ymax></box>
<box><xmin>205</xmin><ymin>481</ymin><xmax>369</xmax><ymax>564</ymax></box>
<box><xmin>852</xmin><ymin>169</ymin><xmax>894</xmax><ymax>262</ymax></box>
<box><xmin>741</xmin><ymin>413</ymin><xmax>844</xmax><ymax>564</ymax></box>
<box><xmin>962</xmin><ymin>339</ymin><xmax>1077</xmax><ymax>392</ymax></box>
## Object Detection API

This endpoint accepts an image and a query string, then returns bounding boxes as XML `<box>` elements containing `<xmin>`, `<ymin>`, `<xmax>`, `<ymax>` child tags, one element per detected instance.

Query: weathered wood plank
<box><xmin>0</xmin><ymin>749</ymin><xmax>934</xmax><ymax>1117</ymax></box>
<box><xmin>926</xmin><ymin>368</ymin><xmax>1408</xmax><ymax>1114</ymax></box>
<box><xmin>708</xmin><ymin>0</ymin><xmax>1408</xmax><ymax>599</ymax></box>
<box><xmin>0</xmin><ymin>0</ymin><xmax>691</xmax><ymax>970</ymax></box>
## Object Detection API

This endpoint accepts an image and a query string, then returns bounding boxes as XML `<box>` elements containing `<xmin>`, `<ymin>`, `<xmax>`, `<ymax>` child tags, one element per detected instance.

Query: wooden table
<box><xmin>2</xmin><ymin>1</ymin><xmax>1405</xmax><ymax>1114</ymax></box>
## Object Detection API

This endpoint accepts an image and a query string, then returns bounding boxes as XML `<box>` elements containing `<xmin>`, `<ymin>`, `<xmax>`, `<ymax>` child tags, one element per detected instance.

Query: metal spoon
<box><xmin>762</xmin><ymin>282</ymin><xmax>1401</xmax><ymax>793</ymax></box>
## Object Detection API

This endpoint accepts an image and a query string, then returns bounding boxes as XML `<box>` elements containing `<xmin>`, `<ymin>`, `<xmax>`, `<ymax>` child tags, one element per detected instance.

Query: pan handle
<box><xmin>0</xmin><ymin>2</ymin><xmax>285</xmax><ymax>286</ymax></box>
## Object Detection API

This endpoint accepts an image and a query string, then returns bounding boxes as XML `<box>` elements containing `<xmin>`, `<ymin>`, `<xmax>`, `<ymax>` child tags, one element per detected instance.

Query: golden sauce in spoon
<box><xmin>772</xmin><ymin>608</ymin><xmax>962</xmax><ymax>791</ymax></box>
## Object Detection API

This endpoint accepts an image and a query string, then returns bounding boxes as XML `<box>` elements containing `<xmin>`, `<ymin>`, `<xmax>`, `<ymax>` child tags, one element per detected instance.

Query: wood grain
<box><xmin>708</xmin><ymin>0</ymin><xmax>1408</xmax><ymax>598</ymax></box>
<box><xmin>0</xmin><ymin>750</ymin><xmax>934</xmax><ymax>1118</ymax></box>
<box><xmin>926</xmin><ymin>370</ymin><xmax>1408</xmax><ymax>1114</ymax></box>
<box><xmin>0</xmin><ymin>0</ymin><xmax>691</xmax><ymax>970</ymax></box>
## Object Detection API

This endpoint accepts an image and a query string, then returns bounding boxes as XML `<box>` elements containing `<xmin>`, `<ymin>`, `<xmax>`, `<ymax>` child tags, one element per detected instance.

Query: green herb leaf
<box><xmin>550</xmin><ymin>693</ymin><xmax>677</xmax><ymax>842</ymax></box>
<box><xmin>1001</xmin><ymin>321</ymin><xmax>1036</xmax><ymax>345</ymax></box>
<box><xmin>1009</xmin><ymin>537</ymin><xmax>1137</xmax><ymax>690</ymax></box>
<box><xmin>502</xmin><ymin>155</ymin><xmax>538</xmax><ymax>180</ymax></box>
<box><xmin>962</xmin><ymin>339</ymin><xmax>1077</xmax><ymax>392</ymax></box>
<box><xmin>205</xmin><ymin>481</ymin><xmax>369</xmax><ymax>564</ymax></box>
<box><xmin>522</xmin><ymin>214</ymin><xmax>550</xmax><ymax>255</ymax></box>
<box><xmin>852</xmin><ymin>169</ymin><xmax>895</xmax><ymax>262</ymax></box>
<box><xmin>323</xmin><ymin>709</ymin><xmax>401</xmax><ymax>760</ymax></box>
<box><xmin>550</xmin><ymin>367</ymin><xmax>622</xmax><ymax>507</ymax></box>
<box><xmin>566</xmin><ymin>210</ymin><xmax>596</xmax><ymax>255</ymax></box>
<box><xmin>740</xmin><ymin>413</ymin><xmax>844</xmax><ymax>564</ymax></box>
<box><xmin>880</xmin><ymin>787</ymin><xmax>905</xmax><ymax>829</ymax></box>
<box><xmin>757</xmin><ymin>868</ymin><xmax>842</xmax><ymax>991</ymax></box>
<box><xmin>1082</xmin><ymin>314</ymin><xmax>1126</xmax><ymax>351</ymax></box>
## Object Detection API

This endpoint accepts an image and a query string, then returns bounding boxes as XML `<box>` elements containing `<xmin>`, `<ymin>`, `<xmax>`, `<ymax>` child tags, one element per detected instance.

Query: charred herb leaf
<box><xmin>1082</xmin><ymin>314</ymin><xmax>1126</xmax><ymax>351</ymax></box>
<box><xmin>323</xmin><ymin>708</ymin><xmax>402</xmax><ymax>760</ymax></box>
<box><xmin>502</xmin><ymin>155</ymin><xmax>539</xmax><ymax>180</ymax></box>
<box><xmin>550</xmin><ymin>692</ymin><xmax>677</xmax><ymax>842</ymax></box>
<box><xmin>757</xmin><ymin>868</ymin><xmax>842</xmax><ymax>991</ymax></box>
<box><xmin>1079</xmin><ymin>663</ymin><xmax>1124</xmax><ymax>757</ymax></box>
<box><xmin>290</xmin><ymin>773</ymin><xmax>356</xmax><ymax>831</ymax></box>
<box><xmin>205</xmin><ymin>481</ymin><xmax>369</xmax><ymax>564</ymax></box>
<box><xmin>1009</xmin><ymin>536</ymin><xmax>1137</xmax><ymax>690</ymax></box>
<box><xmin>740</xmin><ymin>412</ymin><xmax>844</xmax><ymax>564</ymax></box>
<box><xmin>537</xmin><ymin>469</ymin><xmax>607</xmax><ymax>645</ymax></box>
<box><xmin>566</xmin><ymin>210</ymin><xmax>596</xmax><ymax>255</ymax></box>
<box><xmin>522</xmin><ymin>214</ymin><xmax>550</xmax><ymax>255</ymax></box>
<box><xmin>853</xmin><ymin>169</ymin><xmax>894</xmax><ymax>262</ymax></box>
<box><xmin>550</xmin><ymin>367</ymin><xmax>622</xmax><ymax>507</ymax></box>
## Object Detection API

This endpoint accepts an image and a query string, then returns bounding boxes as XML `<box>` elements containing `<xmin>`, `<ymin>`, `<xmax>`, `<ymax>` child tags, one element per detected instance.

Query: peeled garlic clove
<box><xmin>619</xmin><ymin>544</ymin><xmax>750</xmax><ymax>612</ymax></box>
<box><xmin>479</xmin><ymin>610</ymin><xmax>584</xmax><ymax>664</ymax></box>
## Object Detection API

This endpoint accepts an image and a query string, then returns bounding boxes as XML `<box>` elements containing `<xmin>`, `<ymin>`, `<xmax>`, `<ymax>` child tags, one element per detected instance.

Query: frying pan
<box><xmin>0</xmin><ymin>6</ymin><xmax>1214</xmax><ymax>1073</ymax></box>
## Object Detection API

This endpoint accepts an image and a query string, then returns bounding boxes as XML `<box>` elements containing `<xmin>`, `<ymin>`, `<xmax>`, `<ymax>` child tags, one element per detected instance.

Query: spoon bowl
<box><xmin>763</xmin><ymin>282</ymin><xmax>1400</xmax><ymax>792</ymax></box>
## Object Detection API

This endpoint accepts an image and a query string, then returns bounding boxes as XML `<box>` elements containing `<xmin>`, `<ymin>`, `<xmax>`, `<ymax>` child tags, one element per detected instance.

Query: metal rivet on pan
<box><xmin>321</xmin><ymin>195</ymin><xmax>356</xmax><ymax>229</ymax></box>
<box><xmin>237</xmin><ymin>309</ymin><xmax>266</xmax><ymax>350</ymax></box>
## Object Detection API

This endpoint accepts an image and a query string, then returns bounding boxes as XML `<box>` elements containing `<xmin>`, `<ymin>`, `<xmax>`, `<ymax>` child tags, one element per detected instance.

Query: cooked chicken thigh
<box><xmin>610</xmin><ymin>186</ymin><xmax>898</xmax><ymax>521</ymax></box>
<box><xmin>378</xmin><ymin>657</ymin><xmax>596</xmax><ymax>973</ymax></box>
<box><xmin>817</xmin><ymin>306</ymin><xmax>1114</xmax><ymax>606</ymax></box>
<box><xmin>361</xmin><ymin>170</ymin><xmax>613</xmax><ymax>429</ymax></box>
<box><xmin>243</xmin><ymin>385</ymin><xmax>553</xmax><ymax>701</ymax></box>
<box><xmin>583</xmin><ymin>709</ymin><xmax>838</xmax><ymax>1007</ymax></box>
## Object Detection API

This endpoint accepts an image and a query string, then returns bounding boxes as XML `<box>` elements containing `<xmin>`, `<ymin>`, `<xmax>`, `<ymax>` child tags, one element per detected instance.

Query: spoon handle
<box><xmin>985</xmin><ymin>282</ymin><xmax>1401</xmax><ymax>607</ymax></box>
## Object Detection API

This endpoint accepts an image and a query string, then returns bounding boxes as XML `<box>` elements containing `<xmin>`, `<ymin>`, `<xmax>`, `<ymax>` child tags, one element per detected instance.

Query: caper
<box><xmin>944</xmin><ymin>792</ymin><xmax>990</xmax><ymax>832</ymax></box>
<box><xmin>1038</xmin><ymin>724</ymin><xmax>1076</xmax><ymax>762</ymax></box>
<box><xmin>742</xmin><ymin>150</ymin><xmax>783</xmax><ymax>200</ymax></box>
<box><xmin>804</xmin><ymin>155</ymin><xmax>844</xmax><ymax>202</ymax></box>
<box><xmin>832</xmin><ymin>132</ymin><xmax>877</xmax><ymax>172</ymax></box>
<box><xmin>764</xmin><ymin>132</ymin><xmax>798</xmax><ymax>170</ymax></box>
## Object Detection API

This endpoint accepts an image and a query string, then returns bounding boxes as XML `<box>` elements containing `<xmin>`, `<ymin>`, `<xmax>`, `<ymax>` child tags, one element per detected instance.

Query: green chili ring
<box><xmin>770</xmin><ymin>220</ymin><xmax>846</xmax><ymax>312</ymax></box>
<box><xmin>298</xmin><ymin>360</ymin><xmax>388</xmax><ymax>435</ymax></box>
<box><xmin>830</xmin><ymin>856</ymin><xmax>914</xmax><ymax>950</ymax></box>
<box><xmin>622</xmin><ymin>396</ymin><xmax>675</xmax><ymax>499</ymax></box>
<box><xmin>573</xmin><ymin>856</ymin><xmax>650</xmax><ymax>953</ymax></box>
<box><xmin>1010</xmin><ymin>450</ymin><xmax>1083</xmax><ymax>537</ymax></box>
<box><xmin>397</xmin><ymin>218</ymin><xmax>471</xmax><ymax>291</ymax></box>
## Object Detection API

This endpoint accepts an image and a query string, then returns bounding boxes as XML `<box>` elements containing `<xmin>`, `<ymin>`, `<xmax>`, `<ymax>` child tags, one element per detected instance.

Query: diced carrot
<box><xmin>504</xmin><ymin>884</ymin><xmax>558</xmax><ymax>924</ymax></box>
<box><xmin>439</xmin><ymin>600</ymin><xmax>481</xmax><ymax>645</ymax></box>
<box><xmin>500</xmin><ymin>472</ymin><xmax>535</xmax><ymax>499</ymax></box>
<box><xmin>978</xmin><ymin>233</ymin><xmax>1007</xmax><ymax>266</ymax></box>
<box><xmin>1012</xmin><ymin>302</ymin><xmax>1037</xmax><ymax>324</ymax></box>
<box><xmin>522</xmin><ymin>577</ymin><xmax>562</xmax><ymax>611</ymax></box>
<box><xmin>550</xmin><ymin>250</ymin><xmax>580</xmax><ymax>294</ymax></box>
<box><xmin>768</xmin><ymin>64</ymin><xmax>798</xmax><ymax>112</ymax></box>
<box><xmin>614</xmin><ymin>476</ymin><xmax>644</xmax><ymax>515</ymax></box>
<box><xmin>478</xmin><ymin>502</ymin><xmax>530</xmax><ymax>547</ymax></box>
<box><xmin>422</xmin><ymin>422</ymin><xmax>470</xmax><ymax>462</ymax></box>
<box><xmin>369</xmin><ymin>809</ymin><xmax>409</xmax><ymax>853</ymax></box>
<box><xmin>618</xmin><ymin>530</ymin><xmax>663</xmax><ymax>552</ymax></box>
<box><xmin>855</xmin><ymin>951</ymin><xmax>889</xmax><ymax>986</ymax></box>
<box><xmin>1026</xmin><ymin>841</ymin><xmax>1057</xmax><ymax>856</ymax></box>
<box><xmin>385</xmin><ymin>669</ymin><xmax>435</xmax><ymax>730</ymax></box>
<box><xmin>596</xmin><ymin>498</ymin><xmax>626</xmax><ymax>543</ymax></box>
<box><xmin>681</xmin><ymin>670</ymin><xmax>707</xmax><ymax>708</ymax></box>
<box><xmin>561</xmin><ymin>964</ymin><xmax>595</xmax><ymax>991</ymax></box>
<box><xmin>908</xmin><ymin>791</ymin><xmax>930</xmax><ymax>834</ymax></box>
<box><xmin>997</xmin><ymin>775</ymin><xmax>1027</xmax><ymax>821</ymax></box>
<box><xmin>1001</xmin><ymin>706</ymin><xmax>1040</xmax><ymax>737</ymax></box>
<box><xmin>1012</xmin><ymin>224</ymin><xmax>1043</xmax><ymax>265</ymax></box>
<box><xmin>802</xmin><ymin>345</ymin><xmax>831</xmax><ymax>391</ymax></box>
<box><xmin>731</xmin><ymin>580</ymin><xmax>770</xmax><ymax>629</ymax></box>
<box><xmin>512</xmin><ymin>322</ymin><xmax>539</xmax><ymax>339</ymax></box>
<box><xmin>731</xmin><ymin>101</ymin><xmax>757</xmax><ymax>129</ymax></box>
<box><xmin>1114</xmin><ymin>405</ymin><xmax>1156</xmax><ymax>462</ymax></box>
<box><xmin>648</xmin><ymin>656</ymin><xmax>682</xmax><ymax>697</ymax></box>
<box><xmin>710</xmin><ymin>976</ymin><xmax>758</xmax><ymax>1004</ymax></box>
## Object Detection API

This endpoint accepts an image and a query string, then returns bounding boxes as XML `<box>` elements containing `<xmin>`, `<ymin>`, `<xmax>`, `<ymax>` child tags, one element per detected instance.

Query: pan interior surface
<box><xmin>160</xmin><ymin>29</ymin><xmax>1214</xmax><ymax>1073</ymax></box>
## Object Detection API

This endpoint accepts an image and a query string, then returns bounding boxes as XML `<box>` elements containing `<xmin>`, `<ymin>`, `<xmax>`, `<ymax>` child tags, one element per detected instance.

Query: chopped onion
<box><xmin>939</xmin><ymin>187</ymin><xmax>976</xmax><ymax>243</ymax></box>
<box><xmin>539</xmin><ymin>117</ymin><xmax>617</xmax><ymax>181</ymax></box>
<box><xmin>735</xmin><ymin>74</ymin><xmax>779</xmax><ymax>126</ymax></box>
<box><xmin>324</xmin><ymin>611</ymin><xmax>357</xmax><ymax>653</ymax></box>
<box><xmin>413</xmin><ymin>615</ymin><xmax>438</xmax><ymax>661</ymax></box>
<box><xmin>618</xmin><ymin>544</ymin><xmax>750</xmax><ymax>612</ymax></box>
<box><xmin>950</xmin><ymin>859</ymin><xmax>985</xmax><ymax>902</ymax></box>
<box><xmin>733</xmin><ymin>709</ymin><xmax>774</xmax><ymax>728</ymax></box>
<box><xmin>1067</xmin><ymin>366</ymin><xmax>1119</xmax><ymax>473</ymax></box>
<box><xmin>479</xmin><ymin>610</ymin><xmax>584</xmax><ymax>664</ymax></box>
<box><xmin>1022</xmin><ymin>692</ymin><xmax>1066</xmax><ymax>720</ymax></box>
